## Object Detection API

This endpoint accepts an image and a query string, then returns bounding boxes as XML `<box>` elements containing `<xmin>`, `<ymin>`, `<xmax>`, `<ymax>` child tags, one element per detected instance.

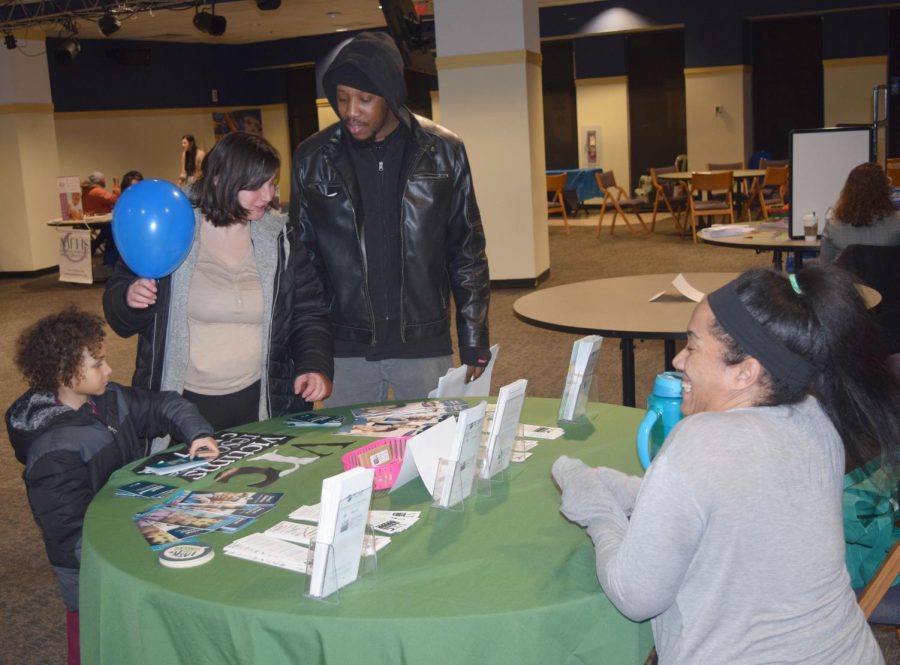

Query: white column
<box><xmin>434</xmin><ymin>0</ymin><xmax>549</xmax><ymax>283</ymax></box>
<box><xmin>0</xmin><ymin>32</ymin><xmax>63</xmax><ymax>272</ymax></box>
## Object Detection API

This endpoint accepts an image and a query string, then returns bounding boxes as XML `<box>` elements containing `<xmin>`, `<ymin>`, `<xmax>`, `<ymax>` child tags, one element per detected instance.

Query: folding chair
<box><xmin>546</xmin><ymin>173</ymin><xmax>569</xmax><ymax>235</ymax></box>
<box><xmin>594</xmin><ymin>170</ymin><xmax>650</xmax><ymax>237</ymax></box>
<box><xmin>650</xmin><ymin>166</ymin><xmax>687</xmax><ymax>233</ymax></box>
<box><xmin>742</xmin><ymin>166</ymin><xmax>789</xmax><ymax>220</ymax></box>
<box><xmin>687</xmin><ymin>171</ymin><xmax>735</xmax><ymax>242</ymax></box>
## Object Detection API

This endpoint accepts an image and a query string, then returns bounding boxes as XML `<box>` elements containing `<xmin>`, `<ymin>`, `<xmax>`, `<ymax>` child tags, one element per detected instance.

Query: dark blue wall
<box><xmin>46</xmin><ymin>1</ymin><xmax>896</xmax><ymax>111</ymax></box>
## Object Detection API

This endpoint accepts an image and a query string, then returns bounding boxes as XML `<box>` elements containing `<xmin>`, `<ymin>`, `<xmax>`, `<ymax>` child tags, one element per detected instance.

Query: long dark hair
<box><xmin>833</xmin><ymin>162</ymin><xmax>895</xmax><ymax>228</ymax></box>
<box><xmin>182</xmin><ymin>134</ymin><xmax>198</xmax><ymax>179</ymax></box>
<box><xmin>190</xmin><ymin>131</ymin><xmax>280</xmax><ymax>227</ymax></box>
<box><xmin>711</xmin><ymin>266</ymin><xmax>900</xmax><ymax>472</ymax></box>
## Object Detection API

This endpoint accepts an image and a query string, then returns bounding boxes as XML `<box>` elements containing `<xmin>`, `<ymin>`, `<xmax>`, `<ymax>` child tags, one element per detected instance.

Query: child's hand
<box><xmin>126</xmin><ymin>278</ymin><xmax>158</xmax><ymax>308</ymax></box>
<box><xmin>188</xmin><ymin>436</ymin><xmax>219</xmax><ymax>459</ymax></box>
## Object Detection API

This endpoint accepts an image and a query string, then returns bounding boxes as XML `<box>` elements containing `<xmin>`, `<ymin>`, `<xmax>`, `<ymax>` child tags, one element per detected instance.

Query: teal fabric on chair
<box><xmin>844</xmin><ymin>461</ymin><xmax>900</xmax><ymax>590</ymax></box>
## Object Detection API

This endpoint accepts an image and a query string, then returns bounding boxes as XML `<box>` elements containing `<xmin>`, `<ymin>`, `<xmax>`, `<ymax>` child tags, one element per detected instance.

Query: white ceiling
<box><xmin>53</xmin><ymin>0</ymin><xmax>590</xmax><ymax>45</ymax></box>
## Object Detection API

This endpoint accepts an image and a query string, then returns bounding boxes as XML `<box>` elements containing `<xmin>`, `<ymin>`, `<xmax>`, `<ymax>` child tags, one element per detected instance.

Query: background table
<box><xmin>547</xmin><ymin>168</ymin><xmax>603</xmax><ymax>214</ymax></box>
<box><xmin>514</xmin><ymin>273</ymin><xmax>737</xmax><ymax>407</ymax></box>
<box><xmin>656</xmin><ymin>169</ymin><xmax>765</xmax><ymax>182</ymax></box>
<box><xmin>698</xmin><ymin>222</ymin><xmax>819</xmax><ymax>270</ymax></box>
<box><xmin>81</xmin><ymin>398</ymin><xmax>653</xmax><ymax>665</ymax></box>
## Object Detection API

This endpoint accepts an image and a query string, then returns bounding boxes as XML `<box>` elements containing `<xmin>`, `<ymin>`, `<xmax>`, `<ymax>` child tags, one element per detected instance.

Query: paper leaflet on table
<box><xmin>390</xmin><ymin>417</ymin><xmax>458</xmax><ymax>494</ymax></box>
<box><xmin>288</xmin><ymin>504</ymin><xmax>421</xmax><ymax>534</ymax></box>
<box><xmin>649</xmin><ymin>273</ymin><xmax>706</xmax><ymax>303</ymax></box>
<box><xmin>428</xmin><ymin>344</ymin><xmax>500</xmax><ymax>398</ymax></box>
<box><xmin>700</xmin><ymin>224</ymin><xmax>754</xmax><ymax>238</ymax></box>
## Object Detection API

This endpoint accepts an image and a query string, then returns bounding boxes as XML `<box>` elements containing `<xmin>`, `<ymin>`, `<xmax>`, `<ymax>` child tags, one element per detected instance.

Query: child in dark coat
<box><xmin>5</xmin><ymin>307</ymin><xmax>218</xmax><ymax>665</ymax></box>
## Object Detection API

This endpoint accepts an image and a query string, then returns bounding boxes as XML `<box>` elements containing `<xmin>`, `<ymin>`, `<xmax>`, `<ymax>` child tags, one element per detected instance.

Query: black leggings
<box><xmin>182</xmin><ymin>380</ymin><xmax>260</xmax><ymax>432</ymax></box>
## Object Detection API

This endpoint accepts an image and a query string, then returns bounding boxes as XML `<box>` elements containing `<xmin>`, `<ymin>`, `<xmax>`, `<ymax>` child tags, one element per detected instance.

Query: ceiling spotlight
<box><xmin>55</xmin><ymin>38</ymin><xmax>81</xmax><ymax>64</ymax></box>
<box><xmin>98</xmin><ymin>12</ymin><xmax>121</xmax><ymax>37</ymax></box>
<box><xmin>193</xmin><ymin>10</ymin><xmax>227</xmax><ymax>36</ymax></box>
<box><xmin>4</xmin><ymin>34</ymin><xmax>16</xmax><ymax>50</ymax></box>
<box><xmin>256</xmin><ymin>0</ymin><xmax>281</xmax><ymax>9</ymax></box>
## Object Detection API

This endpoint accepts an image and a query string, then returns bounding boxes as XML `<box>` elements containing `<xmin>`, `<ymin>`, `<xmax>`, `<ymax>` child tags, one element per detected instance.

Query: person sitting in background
<box><xmin>81</xmin><ymin>172</ymin><xmax>119</xmax><ymax>215</ymax></box>
<box><xmin>96</xmin><ymin>171</ymin><xmax>143</xmax><ymax>270</ymax></box>
<box><xmin>121</xmin><ymin>170</ymin><xmax>143</xmax><ymax>192</ymax></box>
<box><xmin>552</xmin><ymin>266</ymin><xmax>900</xmax><ymax>665</ymax></box>
<box><xmin>819</xmin><ymin>162</ymin><xmax>900</xmax><ymax>265</ymax></box>
<box><xmin>5</xmin><ymin>307</ymin><xmax>218</xmax><ymax>665</ymax></box>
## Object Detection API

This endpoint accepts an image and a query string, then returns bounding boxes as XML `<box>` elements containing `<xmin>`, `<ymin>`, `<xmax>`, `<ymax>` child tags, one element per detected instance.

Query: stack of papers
<box><xmin>288</xmin><ymin>504</ymin><xmax>422</xmax><ymax>535</ymax></box>
<box><xmin>701</xmin><ymin>224</ymin><xmax>754</xmax><ymax>237</ymax></box>
<box><xmin>224</xmin><ymin>533</ymin><xmax>311</xmax><ymax>574</ymax></box>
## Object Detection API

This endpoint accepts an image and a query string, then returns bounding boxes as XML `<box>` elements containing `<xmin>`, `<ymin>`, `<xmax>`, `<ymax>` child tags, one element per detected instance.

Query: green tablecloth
<box><xmin>81</xmin><ymin>398</ymin><xmax>653</xmax><ymax>664</ymax></box>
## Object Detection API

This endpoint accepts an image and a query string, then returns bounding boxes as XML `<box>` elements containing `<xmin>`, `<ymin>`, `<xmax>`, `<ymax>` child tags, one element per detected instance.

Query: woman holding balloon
<box><xmin>103</xmin><ymin>132</ymin><xmax>333</xmax><ymax>433</ymax></box>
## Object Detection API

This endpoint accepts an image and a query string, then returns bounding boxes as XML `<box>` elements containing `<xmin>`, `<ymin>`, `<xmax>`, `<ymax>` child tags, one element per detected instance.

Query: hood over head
<box><xmin>5</xmin><ymin>390</ymin><xmax>76</xmax><ymax>465</ymax></box>
<box><xmin>323</xmin><ymin>31</ymin><xmax>408</xmax><ymax>123</ymax></box>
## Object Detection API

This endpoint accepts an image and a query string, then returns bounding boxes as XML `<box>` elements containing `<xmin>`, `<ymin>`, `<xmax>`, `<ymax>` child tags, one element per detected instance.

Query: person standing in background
<box><xmin>291</xmin><ymin>32</ymin><xmax>490</xmax><ymax>406</ymax></box>
<box><xmin>179</xmin><ymin>134</ymin><xmax>205</xmax><ymax>187</ymax></box>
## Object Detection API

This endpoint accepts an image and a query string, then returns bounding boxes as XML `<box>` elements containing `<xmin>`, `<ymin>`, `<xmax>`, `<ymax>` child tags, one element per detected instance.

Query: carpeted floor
<box><xmin>1</xmin><ymin>215</ymin><xmax>897</xmax><ymax>663</ymax></box>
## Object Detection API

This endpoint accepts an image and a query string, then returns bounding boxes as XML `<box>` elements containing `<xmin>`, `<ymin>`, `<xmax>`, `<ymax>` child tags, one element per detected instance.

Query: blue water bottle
<box><xmin>636</xmin><ymin>372</ymin><xmax>683</xmax><ymax>469</ymax></box>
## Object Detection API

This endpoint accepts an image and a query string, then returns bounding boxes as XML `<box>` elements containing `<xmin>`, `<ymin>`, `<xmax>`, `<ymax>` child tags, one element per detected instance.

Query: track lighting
<box><xmin>4</xmin><ymin>34</ymin><xmax>16</xmax><ymax>50</ymax></box>
<box><xmin>98</xmin><ymin>12</ymin><xmax>121</xmax><ymax>37</ymax></box>
<box><xmin>193</xmin><ymin>9</ymin><xmax>226</xmax><ymax>36</ymax></box>
<box><xmin>256</xmin><ymin>0</ymin><xmax>281</xmax><ymax>9</ymax></box>
<box><xmin>55</xmin><ymin>38</ymin><xmax>81</xmax><ymax>63</ymax></box>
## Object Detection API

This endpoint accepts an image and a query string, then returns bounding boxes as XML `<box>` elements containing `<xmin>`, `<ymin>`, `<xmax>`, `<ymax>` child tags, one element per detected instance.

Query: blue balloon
<box><xmin>112</xmin><ymin>179</ymin><xmax>194</xmax><ymax>279</ymax></box>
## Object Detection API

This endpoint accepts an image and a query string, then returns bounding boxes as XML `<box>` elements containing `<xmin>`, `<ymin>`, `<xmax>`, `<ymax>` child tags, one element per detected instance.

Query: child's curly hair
<box><xmin>15</xmin><ymin>307</ymin><xmax>106</xmax><ymax>393</ymax></box>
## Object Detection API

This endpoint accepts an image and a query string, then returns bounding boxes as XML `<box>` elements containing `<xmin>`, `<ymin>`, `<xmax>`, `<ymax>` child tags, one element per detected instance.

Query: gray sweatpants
<box><xmin>325</xmin><ymin>356</ymin><xmax>453</xmax><ymax>408</ymax></box>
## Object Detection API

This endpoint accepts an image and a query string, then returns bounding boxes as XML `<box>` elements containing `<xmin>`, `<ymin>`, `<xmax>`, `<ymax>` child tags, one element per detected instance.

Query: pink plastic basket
<box><xmin>341</xmin><ymin>437</ymin><xmax>409</xmax><ymax>491</ymax></box>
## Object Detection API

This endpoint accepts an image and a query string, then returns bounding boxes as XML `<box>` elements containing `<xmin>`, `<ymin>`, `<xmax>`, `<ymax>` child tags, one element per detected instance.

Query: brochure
<box><xmin>558</xmin><ymin>335</ymin><xmax>603</xmax><ymax>422</ymax></box>
<box><xmin>285</xmin><ymin>413</ymin><xmax>344</xmax><ymax>428</ymax></box>
<box><xmin>481</xmin><ymin>379</ymin><xmax>528</xmax><ymax>480</ymax></box>
<box><xmin>223</xmin><ymin>533</ymin><xmax>311</xmax><ymax>574</ymax></box>
<box><xmin>265</xmin><ymin>521</ymin><xmax>390</xmax><ymax>553</ymax></box>
<box><xmin>337</xmin><ymin>400</ymin><xmax>468</xmax><ymax>438</ymax></box>
<box><xmin>437</xmin><ymin>401</ymin><xmax>487</xmax><ymax>508</ymax></box>
<box><xmin>116</xmin><ymin>481</ymin><xmax>178</xmax><ymax>499</ymax></box>
<box><xmin>428</xmin><ymin>344</ymin><xmax>500</xmax><ymax>398</ymax></box>
<box><xmin>308</xmin><ymin>467</ymin><xmax>375</xmax><ymax>598</ymax></box>
<box><xmin>133</xmin><ymin>452</ymin><xmax>209</xmax><ymax>477</ymax></box>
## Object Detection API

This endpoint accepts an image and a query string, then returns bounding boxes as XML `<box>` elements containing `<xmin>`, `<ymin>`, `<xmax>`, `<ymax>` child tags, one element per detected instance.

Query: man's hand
<box><xmin>126</xmin><ymin>278</ymin><xmax>158</xmax><ymax>308</ymax></box>
<box><xmin>189</xmin><ymin>436</ymin><xmax>219</xmax><ymax>459</ymax></box>
<box><xmin>465</xmin><ymin>365</ymin><xmax>486</xmax><ymax>383</ymax></box>
<box><xmin>294</xmin><ymin>372</ymin><xmax>333</xmax><ymax>403</ymax></box>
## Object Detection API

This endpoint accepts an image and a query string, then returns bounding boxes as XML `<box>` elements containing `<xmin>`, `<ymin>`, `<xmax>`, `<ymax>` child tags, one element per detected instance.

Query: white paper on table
<box><xmin>390</xmin><ymin>416</ymin><xmax>458</xmax><ymax>494</ymax></box>
<box><xmin>649</xmin><ymin>273</ymin><xmax>705</xmax><ymax>303</ymax></box>
<box><xmin>428</xmin><ymin>344</ymin><xmax>500</xmax><ymax>398</ymax></box>
<box><xmin>309</xmin><ymin>467</ymin><xmax>375</xmax><ymax>598</ymax></box>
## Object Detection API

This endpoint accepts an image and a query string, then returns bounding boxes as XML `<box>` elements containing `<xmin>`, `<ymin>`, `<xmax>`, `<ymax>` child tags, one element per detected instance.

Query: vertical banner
<box><xmin>57</xmin><ymin>228</ymin><xmax>93</xmax><ymax>284</ymax></box>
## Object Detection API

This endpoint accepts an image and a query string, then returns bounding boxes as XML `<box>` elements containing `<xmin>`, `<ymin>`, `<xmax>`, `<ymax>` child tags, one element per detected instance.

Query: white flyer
<box><xmin>481</xmin><ymin>379</ymin><xmax>528</xmax><ymax>479</ymax></box>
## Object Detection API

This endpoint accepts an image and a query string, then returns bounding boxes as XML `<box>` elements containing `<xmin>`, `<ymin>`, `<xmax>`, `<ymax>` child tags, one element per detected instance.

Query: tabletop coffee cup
<box><xmin>802</xmin><ymin>213</ymin><xmax>818</xmax><ymax>242</ymax></box>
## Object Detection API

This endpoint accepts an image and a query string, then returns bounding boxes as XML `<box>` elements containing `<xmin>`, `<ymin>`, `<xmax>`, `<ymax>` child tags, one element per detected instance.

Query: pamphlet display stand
<box><xmin>557</xmin><ymin>374</ymin><xmax>599</xmax><ymax>427</ymax></box>
<box><xmin>304</xmin><ymin>523</ymin><xmax>378</xmax><ymax>603</ymax></box>
<box><xmin>431</xmin><ymin>458</ymin><xmax>469</xmax><ymax>512</ymax></box>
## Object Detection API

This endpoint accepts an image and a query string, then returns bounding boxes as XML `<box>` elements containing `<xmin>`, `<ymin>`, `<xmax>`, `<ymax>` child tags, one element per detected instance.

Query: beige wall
<box><xmin>823</xmin><ymin>56</ymin><xmax>887</xmax><ymax>127</ymax></box>
<box><xmin>54</xmin><ymin>104</ymin><xmax>291</xmax><ymax>199</ymax></box>
<box><xmin>575</xmin><ymin>76</ymin><xmax>629</xmax><ymax>187</ymax></box>
<box><xmin>684</xmin><ymin>66</ymin><xmax>752</xmax><ymax>171</ymax></box>
<box><xmin>0</xmin><ymin>109</ymin><xmax>62</xmax><ymax>272</ymax></box>
<box><xmin>316</xmin><ymin>99</ymin><xmax>338</xmax><ymax>133</ymax></box>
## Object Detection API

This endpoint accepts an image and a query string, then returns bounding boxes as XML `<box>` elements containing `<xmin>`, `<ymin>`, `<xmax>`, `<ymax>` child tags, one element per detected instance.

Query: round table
<box><xmin>514</xmin><ymin>272</ymin><xmax>738</xmax><ymax>406</ymax></box>
<box><xmin>80</xmin><ymin>398</ymin><xmax>654</xmax><ymax>665</ymax></box>
<box><xmin>656</xmin><ymin>169</ymin><xmax>765</xmax><ymax>182</ymax></box>
<box><xmin>697</xmin><ymin>222</ymin><xmax>819</xmax><ymax>270</ymax></box>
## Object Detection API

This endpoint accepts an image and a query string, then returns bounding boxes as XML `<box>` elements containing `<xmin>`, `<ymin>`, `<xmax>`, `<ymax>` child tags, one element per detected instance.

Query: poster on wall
<box><xmin>57</xmin><ymin>176</ymin><xmax>83</xmax><ymax>221</ymax></box>
<box><xmin>57</xmin><ymin>228</ymin><xmax>93</xmax><ymax>284</ymax></box>
<box><xmin>212</xmin><ymin>109</ymin><xmax>264</xmax><ymax>140</ymax></box>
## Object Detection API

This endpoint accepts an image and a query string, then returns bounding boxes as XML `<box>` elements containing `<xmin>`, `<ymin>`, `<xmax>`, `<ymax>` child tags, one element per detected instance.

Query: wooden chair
<box><xmin>650</xmin><ymin>166</ymin><xmax>687</xmax><ymax>233</ymax></box>
<box><xmin>858</xmin><ymin>540</ymin><xmax>900</xmax><ymax>643</ymax></box>
<box><xmin>594</xmin><ymin>170</ymin><xmax>650</xmax><ymax>237</ymax></box>
<box><xmin>546</xmin><ymin>173</ymin><xmax>570</xmax><ymax>235</ymax></box>
<box><xmin>887</xmin><ymin>165</ymin><xmax>900</xmax><ymax>189</ymax></box>
<box><xmin>708</xmin><ymin>161</ymin><xmax>747</xmax><ymax>201</ymax></box>
<box><xmin>742</xmin><ymin>166</ymin><xmax>789</xmax><ymax>220</ymax></box>
<box><xmin>687</xmin><ymin>171</ymin><xmax>735</xmax><ymax>242</ymax></box>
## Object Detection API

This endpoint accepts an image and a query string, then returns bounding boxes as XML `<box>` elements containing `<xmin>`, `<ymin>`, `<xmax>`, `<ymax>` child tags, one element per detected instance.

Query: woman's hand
<box><xmin>126</xmin><ymin>278</ymin><xmax>158</xmax><ymax>308</ymax></box>
<box><xmin>294</xmin><ymin>372</ymin><xmax>333</xmax><ymax>403</ymax></box>
<box><xmin>188</xmin><ymin>436</ymin><xmax>219</xmax><ymax>459</ymax></box>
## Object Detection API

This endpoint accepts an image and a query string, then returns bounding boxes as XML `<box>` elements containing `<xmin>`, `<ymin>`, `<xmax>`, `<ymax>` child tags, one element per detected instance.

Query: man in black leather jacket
<box><xmin>291</xmin><ymin>32</ymin><xmax>491</xmax><ymax>406</ymax></box>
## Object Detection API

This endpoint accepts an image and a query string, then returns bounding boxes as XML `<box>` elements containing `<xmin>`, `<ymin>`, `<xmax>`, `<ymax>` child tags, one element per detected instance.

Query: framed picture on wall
<box><xmin>212</xmin><ymin>109</ymin><xmax>264</xmax><ymax>140</ymax></box>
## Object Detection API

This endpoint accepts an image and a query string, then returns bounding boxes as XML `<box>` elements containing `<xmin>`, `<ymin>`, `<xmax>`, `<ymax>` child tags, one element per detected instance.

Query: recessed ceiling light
<box><xmin>327</xmin><ymin>11</ymin><xmax>342</xmax><ymax>19</ymax></box>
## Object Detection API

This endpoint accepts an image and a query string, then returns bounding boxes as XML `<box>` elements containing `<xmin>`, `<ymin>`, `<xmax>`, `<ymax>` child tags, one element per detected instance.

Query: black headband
<box><xmin>706</xmin><ymin>280</ymin><xmax>817</xmax><ymax>389</ymax></box>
